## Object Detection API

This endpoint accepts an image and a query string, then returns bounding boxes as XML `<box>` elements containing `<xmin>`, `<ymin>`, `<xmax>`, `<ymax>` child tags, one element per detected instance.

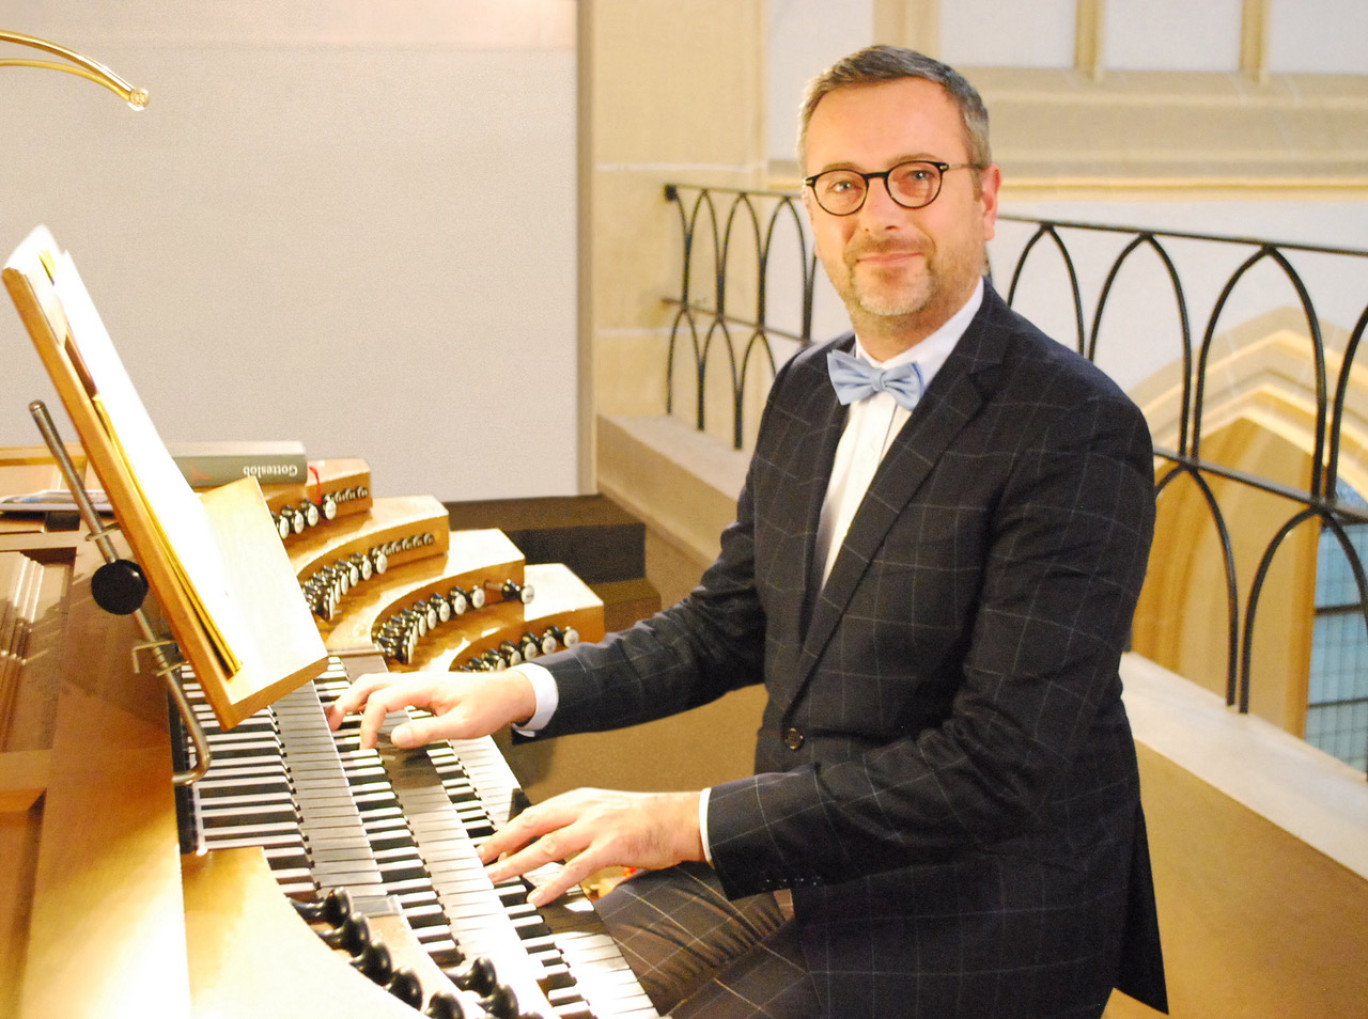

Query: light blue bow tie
<box><xmin>826</xmin><ymin>348</ymin><xmax>925</xmax><ymax>411</ymax></box>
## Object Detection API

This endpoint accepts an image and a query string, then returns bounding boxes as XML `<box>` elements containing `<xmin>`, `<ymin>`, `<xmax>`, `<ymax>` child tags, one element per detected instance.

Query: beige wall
<box><xmin>1109</xmin><ymin>656</ymin><xmax>1368</xmax><ymax>1018</ymax></box>
<box><xmin>579</xmin><ymin>0</ymin><xmax>769</xmax><ymax>483</ymax></box>
<box><xmin>530</xmin><ymin>0</ymin><xmax>777</xmax><ymax>804</ymax></box>
<box><xmin>1133</xmin><ymin>417</ymin><xmax>1320</xmax><ymax>732</ymax></box>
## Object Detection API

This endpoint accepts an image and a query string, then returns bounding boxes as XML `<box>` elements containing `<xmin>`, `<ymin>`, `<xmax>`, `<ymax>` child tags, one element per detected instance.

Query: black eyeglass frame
<box><xmin>802</xmin><ymin>160</ymin><xmax>983</xmax><ymax>216</ymax></box>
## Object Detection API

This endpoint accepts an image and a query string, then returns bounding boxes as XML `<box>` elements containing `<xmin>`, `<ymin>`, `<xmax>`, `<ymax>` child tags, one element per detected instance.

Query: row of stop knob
<box><xmin>375</xmin><ymin>580</ymin><xmax>536</xmax><ymax>665</ymax></box>
<box><xmin>301</xmin><ymin>531</ymin><xmax>438</xmax><ymax>620</ymax></box>
<box><xmin>452</xmin><ymin>625</ymin><xmax>580</xmax><ymax>673</ymax></box>
<box><xmin>272</xmin><ymin>484</ymin><xmax>369</xmax><ymax>539</ymax></box>
<box><xmin>296</xmin><ymin>888</ymin><xmax>544</xmax><ymax>1018</ymax></box>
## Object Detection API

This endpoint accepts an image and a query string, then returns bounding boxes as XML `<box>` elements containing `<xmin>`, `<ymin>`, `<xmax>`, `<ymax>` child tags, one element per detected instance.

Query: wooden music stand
<box><xmin>3</xmin><ymin>225</ymin><xmax>327</xmax><ymax>741</ymax></box>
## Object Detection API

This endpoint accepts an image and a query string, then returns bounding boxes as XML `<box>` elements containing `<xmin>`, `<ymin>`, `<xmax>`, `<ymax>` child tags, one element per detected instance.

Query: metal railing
<box><xmin>662</xmin><ymin>183</ymin><xmax>817</xmax><ymax>449</ymax></box>
<box><xmin>663</xmin><ymin>182</ymin><xmax>1368</xmax><ymax>771</ymax></box>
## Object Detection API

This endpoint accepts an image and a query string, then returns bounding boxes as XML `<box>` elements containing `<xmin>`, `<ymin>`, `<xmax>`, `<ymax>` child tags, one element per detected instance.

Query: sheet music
<box><xmin>49</xmin><ymin>252</ymin><xmax>245</xmax><ymax>673</ymax></box>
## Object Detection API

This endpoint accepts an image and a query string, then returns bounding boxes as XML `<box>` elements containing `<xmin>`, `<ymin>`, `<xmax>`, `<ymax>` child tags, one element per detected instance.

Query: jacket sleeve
<box><xmin>527</xmin><ymin>351</ymin><xmax>822</xmax><ymax>738</ymax></box>
<box><xmin>530</xmin><ymin>484</ymin><xmax>768</xmax><ymax>737</ymax></box>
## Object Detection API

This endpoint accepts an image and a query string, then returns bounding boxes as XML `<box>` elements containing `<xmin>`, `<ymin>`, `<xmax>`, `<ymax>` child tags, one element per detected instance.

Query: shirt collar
<box><xmin>852</xmin><ymin>277</ymin><xmax>984</xmax><ymax>393</ymax></box>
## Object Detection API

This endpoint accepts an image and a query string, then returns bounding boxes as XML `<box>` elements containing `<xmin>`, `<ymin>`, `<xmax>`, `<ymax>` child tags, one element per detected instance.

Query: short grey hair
<box><xmin>798</xmin><ymin>45</ymin><xmax>992</xmax><ymax>173</ymax></box>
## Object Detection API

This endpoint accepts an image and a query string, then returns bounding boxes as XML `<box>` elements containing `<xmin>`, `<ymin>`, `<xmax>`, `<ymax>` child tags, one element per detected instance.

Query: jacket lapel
<box><xmin>772</xmin><ymin>339</ymin><xmax>850</xmax><ymax>636</ymax></box>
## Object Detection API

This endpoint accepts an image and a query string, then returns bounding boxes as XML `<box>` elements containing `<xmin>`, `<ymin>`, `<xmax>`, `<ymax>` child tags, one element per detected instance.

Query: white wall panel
<box><xmin>941</xmin><ymin>0</ymin><xmax>1076</xmax><ymax>69</ymax></box>
<box><xmin>1104</xmin><ymin>0</ymin><xmax>1243</xmax><ymax>71</ymax></box>
<box><xmin>767</xmin><ymin>0</ymin><xmax>873</xmax><ymax>165</ymax></box>
<box><xmin>1269</xmin><ymin>0</ymin><xmax>1368</xmax><ymax>74</ymax></box>
<box><xmin>1</xmin><ymin>2</ymin><xmax>577</xmax><ymax>502</ymax></box>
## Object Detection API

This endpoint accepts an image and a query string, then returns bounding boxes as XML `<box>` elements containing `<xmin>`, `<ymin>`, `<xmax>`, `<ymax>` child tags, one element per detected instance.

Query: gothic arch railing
<box><xmin>664</xmin><ymin>184</ymin><xmax>816</xmax><ymax>449</ymax></box>
<box><xmin>664</xmin><ymin>186</ymin><xmax>1368</xmax><ymax>770</ymax></box>
<box><xmin>1001</xmin><ymin>215</ymin><xmax>1368</xmax><ymax>724</ymax></box>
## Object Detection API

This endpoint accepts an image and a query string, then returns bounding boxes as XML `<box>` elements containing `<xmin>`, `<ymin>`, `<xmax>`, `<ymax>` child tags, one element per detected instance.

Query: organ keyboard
<box><xmin>0</xmin><ymin>449</ymin><xmax>660</xmax><ymax>1019</ymax></box>
<box><xmin>185</xmin><ymin>650</ymin><xmax>660</xmax><ymax>1019</ymax></box>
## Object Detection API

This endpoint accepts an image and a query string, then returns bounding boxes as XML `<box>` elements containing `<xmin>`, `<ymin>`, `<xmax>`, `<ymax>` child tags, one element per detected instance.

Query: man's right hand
<box><xmin>325</xmin><ymin>669</ymin><xmax>538</xmax><ymax>750</ymax></box>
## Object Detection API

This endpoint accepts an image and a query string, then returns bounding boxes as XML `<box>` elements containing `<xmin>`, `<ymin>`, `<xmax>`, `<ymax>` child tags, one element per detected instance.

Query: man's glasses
<box><xmin>803</xmin><ymin>160</ymin><xmax>980</xmax><ymax>216</ymax></box>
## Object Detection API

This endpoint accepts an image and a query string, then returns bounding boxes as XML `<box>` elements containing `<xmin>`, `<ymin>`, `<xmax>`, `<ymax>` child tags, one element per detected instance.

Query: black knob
<box><xmin>480</xmin><ymin>982</ymin><xmax>521</xmax><ymax>1019</ymax></box>
<box><xmin>542</xmin><ymin>626</ymin><xmax>579</xmax><ymax>652</ymax></box>
<box><xmin>350</xmin><ymin>940</ymin><xmax>394</xmax><ymax>984</ymax></box>
<box><xmin>386</xmin><ymin>968</ymin><xmax>424</xmax><ymax>1008</ymax></box>
<box><xmin>446</xmin><ymin>956</ymin><xmax>497</xmax><ymax>997</ymax></box>
<box><xmin>291</xmin><ymin>886</ymin><xmax>352</xmax><ymax>927</ymax></box>
<box><xmin>90</xmin><ymin>559</ymin><xmax>149</xmax><ymax>615</ymax></box>
<box><xmin>321</xmin><ymin>913</ymin><xmax>371</xmax><ymax>955</ymax></box>
<box><xmin>488</xmin><ymin>580</ymin><xmax>533</xmax><ymax>605</ymax></box>
<box><xmin>425</xmin><ymin>991</ymin><xmax>466</xmax><ymax>1019</ymax></box>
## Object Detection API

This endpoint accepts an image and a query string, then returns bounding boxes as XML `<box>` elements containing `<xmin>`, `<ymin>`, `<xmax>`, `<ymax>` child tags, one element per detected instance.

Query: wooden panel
<box><xmin>196</xmin><ymin>479</ymin><xmax>329</xmax><ymax>728</ymax></box>
<box><xmin>0</xmin><ymin>538</ymin><xmax>69</xmax><ymax>1017</ymax></box>
<box><xmin>0</xmin><ymin>798</ymin><xmax>44</xmax><ymax>1019</ymax></box>
<box><xmin>183</xmin><ymin>849</ymin><xmax>416</xmax><ymax>1019</ymax></box>
<box><xmin>15</xmin><ymin>540</ymin><xmax>192</xmax><ymax>1019</ymax></box>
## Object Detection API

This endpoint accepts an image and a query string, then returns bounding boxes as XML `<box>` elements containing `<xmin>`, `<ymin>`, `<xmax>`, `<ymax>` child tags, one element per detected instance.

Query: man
<box><xmin>330</xmin><ymin>46</ymin><xmax>1168</xmax><ymax>1018</ymax></box>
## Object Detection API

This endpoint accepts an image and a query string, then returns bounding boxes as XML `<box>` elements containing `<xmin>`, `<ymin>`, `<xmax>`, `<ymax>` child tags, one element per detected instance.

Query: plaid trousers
<box><xmin>596</xmin><ymin>862</ymin><xmax>821</xmax><ymax>1018</ymax></box>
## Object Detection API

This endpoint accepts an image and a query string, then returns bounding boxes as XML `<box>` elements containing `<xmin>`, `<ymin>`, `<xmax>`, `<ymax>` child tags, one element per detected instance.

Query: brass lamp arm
<box><xmin>0</xmin><ymin>29</ymin><xmax>148</xmax><ymax>108</ymax></box>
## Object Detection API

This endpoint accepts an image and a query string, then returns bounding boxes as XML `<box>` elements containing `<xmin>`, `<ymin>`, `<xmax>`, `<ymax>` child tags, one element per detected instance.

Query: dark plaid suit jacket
<box><xmin>537</xmin><ymin>283</ymin><xmax>1168</xmax><ymax>1017</ymax></box>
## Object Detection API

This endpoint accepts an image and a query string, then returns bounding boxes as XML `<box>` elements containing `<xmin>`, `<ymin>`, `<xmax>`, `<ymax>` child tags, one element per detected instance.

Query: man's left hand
<box><xmin>478</xmin><ymin>788</ymin><xmax>705</xmax><ymax>906</ymax></box>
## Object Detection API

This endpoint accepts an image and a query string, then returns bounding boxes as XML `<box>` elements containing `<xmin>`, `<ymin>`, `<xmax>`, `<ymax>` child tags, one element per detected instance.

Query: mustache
<box><xmin>846</xmin><ymin>238</ymin><xmax>929</xmax><ymax>260</ymax></box>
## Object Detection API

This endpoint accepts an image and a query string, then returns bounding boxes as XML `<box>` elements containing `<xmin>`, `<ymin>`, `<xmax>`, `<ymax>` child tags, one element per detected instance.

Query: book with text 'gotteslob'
<box><xmin>168</xmin><ymin>441</ymin><xmax>308</xmax><ymax>488</ymax></box>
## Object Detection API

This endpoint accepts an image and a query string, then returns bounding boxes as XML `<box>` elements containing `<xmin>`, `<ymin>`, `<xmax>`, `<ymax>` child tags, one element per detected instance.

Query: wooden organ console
<box><xmin>0</xmin><ymin>229</ymin><xmax>661</xmax><ymax>1018</ymax></box>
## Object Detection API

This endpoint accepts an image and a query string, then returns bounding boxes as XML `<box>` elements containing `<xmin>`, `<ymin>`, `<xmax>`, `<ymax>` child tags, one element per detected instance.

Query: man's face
<box><xmin>803</xmin><ymin>77</ymin><xmax>1001</xmax><ymax>353</ymax></box>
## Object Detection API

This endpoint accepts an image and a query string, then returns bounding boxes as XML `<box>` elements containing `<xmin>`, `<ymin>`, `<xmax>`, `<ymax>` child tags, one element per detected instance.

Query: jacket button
<box><xmin>783</xmin><ymin>728</ymin><xmax>805</xmax><ymax>751</ymax></box>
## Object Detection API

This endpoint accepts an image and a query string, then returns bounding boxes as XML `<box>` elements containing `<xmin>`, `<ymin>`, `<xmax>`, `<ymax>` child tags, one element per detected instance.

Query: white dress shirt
<box><xmin>514</xmin><ymin>280</ymin><xmax>985</xmax><ymax>862</ymax></box>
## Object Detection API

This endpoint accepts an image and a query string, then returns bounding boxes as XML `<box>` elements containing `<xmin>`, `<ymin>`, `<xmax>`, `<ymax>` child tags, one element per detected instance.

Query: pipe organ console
<box><xmin>0</xmin><ymin>451</ymin><xmax>661</xmax><ymax>1019</ymax></box>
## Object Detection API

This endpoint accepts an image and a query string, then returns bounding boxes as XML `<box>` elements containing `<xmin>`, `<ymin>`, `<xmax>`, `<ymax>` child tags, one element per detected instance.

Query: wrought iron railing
<box><xmin>663</xmin><ymin>182</ymin><xmax>1368</xmax><ymax>772</ymax></box>
<box><xmin>662</xmin><ymin>183</ymin><xmax>817</xmax><ymax>449</ymax></box>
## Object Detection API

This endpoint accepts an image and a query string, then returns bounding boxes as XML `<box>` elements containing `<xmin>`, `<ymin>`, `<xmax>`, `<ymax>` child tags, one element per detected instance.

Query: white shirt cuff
<box><xmin>698</xmin><ymin>786</ymin><xmax>714</xmax><ymax>864</ymax></box>
<box><xmin>510</xmin><ymin>661</ymin><xmax>559</xmax><ymax>735</ymax></box>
